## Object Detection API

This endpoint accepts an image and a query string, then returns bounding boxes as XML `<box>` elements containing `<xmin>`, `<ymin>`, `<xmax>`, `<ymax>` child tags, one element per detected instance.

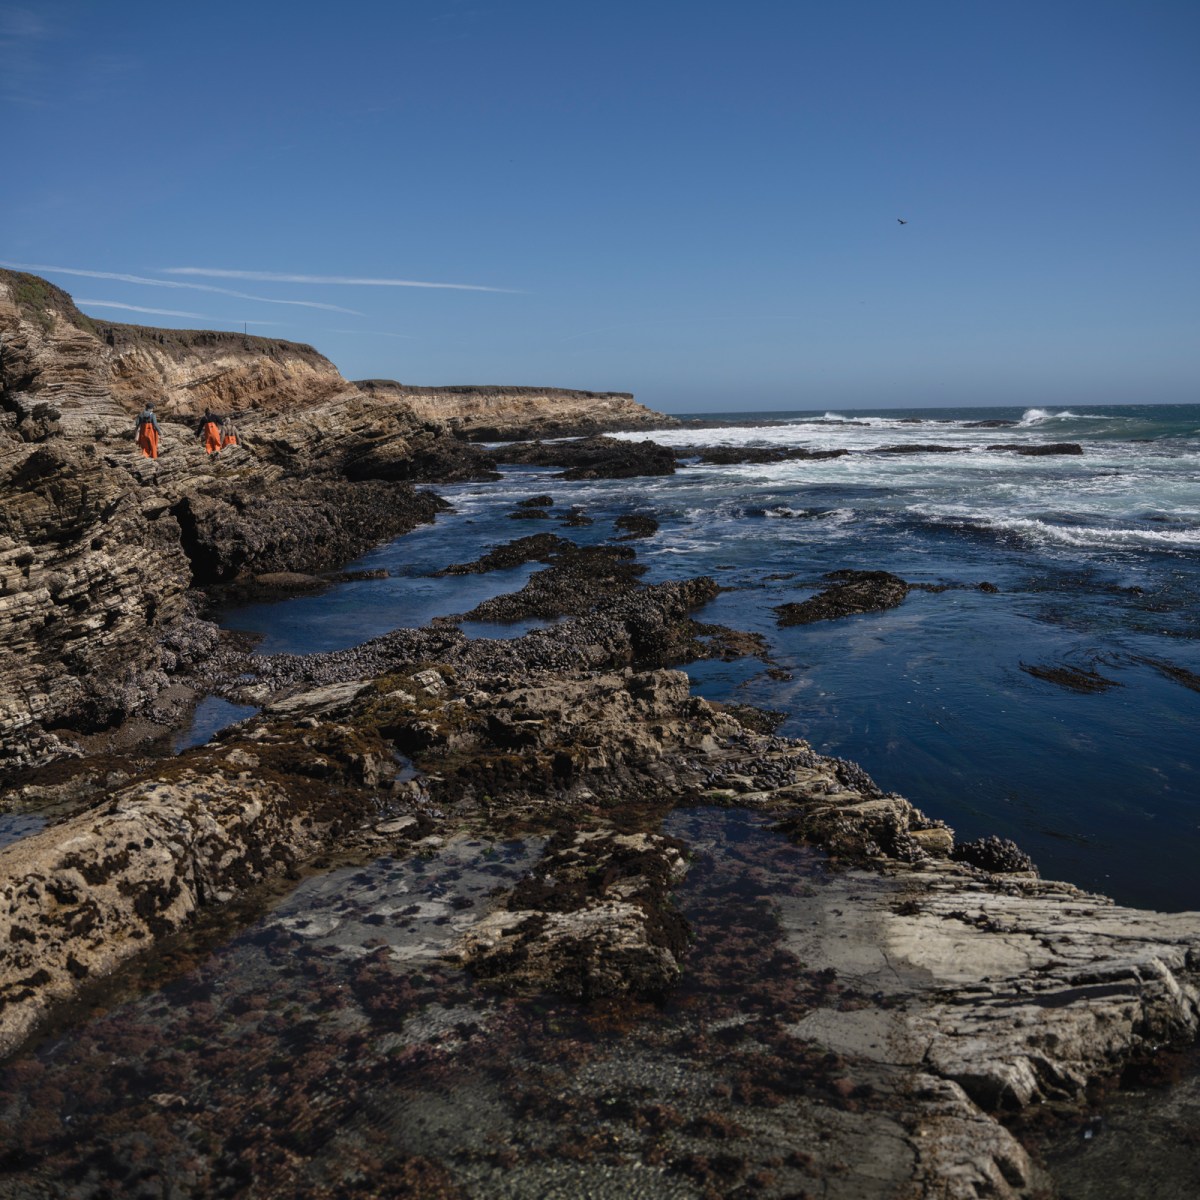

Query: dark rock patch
<box><xmin>711</xmin><ymin>702</ymin><xmax>787</xmax><ymax>735</ymax></box>
<box><xmin>498</xmin><ymin>436</ymin><xmax>676</xmax><ymax>480</ymax></box>
<box><xmin>436</xmin><ymin>533</ymin><xmax>573</xmax><ymax>576</ymax></box>
<box><xmin>439</xmin><ymin>544</ymin><xmax>647</xmax><ymax>623</ymax></box>
<box><xmin>171</xmin><ymin>479</ymin><xmax>449</xmax><ymax>587</ymax></box>
<box><xmin>613</xmin><ymin>513</ymin><xmax>659</xmax><ymax>540</ymax></box>
<box><xmin>328</xmin><ymin>568</ymin><xmax>390</xmax><ymax>583</ymax></box>
<box><xmin>987</xmin><ymin>443</ymin><xmax>1083</xmax><ymax>456</ymax></box>
<box><xmin>559</xmin><ymin>506</ymin><xmax>593</xmax><ymax>527</ymax></box>
<box><xmin>686</xmin><ymin>446</ymin><xmax>849</xmax><ymax>465</ymax></box>
<box><xmin>774</xmin><ymin>570</ymin><xmax>910</xmax><ymax>626</ymax></box>
<box><xmin>342</xmin><ymin>436</ymin><xmax>500</xmax><ymax>483</ymax></box>
<box><xmin>1020</xmin><ymin>663</ymin><xmax>1123</xmax><ymax>693</ymax></box>
<box><xmin>461</xmin><ymin>830</ymin><xmax>690</xmax><ymax>1000</ymax></box>
<box><xmin>870</xmin><ymin>444</ymin><xmax>965</xmax><ymax>455</ymax></box>
<box><xmin>517</xmin><ymin>495</ymin><xmax>554</xmax><ymax>508</ymax></box>
<box><xmin>952</xmin><ymin>836</ymin><xmax>1037</xmax><ymax>874</ymax></box>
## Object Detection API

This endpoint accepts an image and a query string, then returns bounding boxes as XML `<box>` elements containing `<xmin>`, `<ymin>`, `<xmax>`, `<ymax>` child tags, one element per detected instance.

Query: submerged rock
<box><xmin>1020</xmin><ymin>662</ymin><xmax>1123</xmax><ymax>692</ymax></box>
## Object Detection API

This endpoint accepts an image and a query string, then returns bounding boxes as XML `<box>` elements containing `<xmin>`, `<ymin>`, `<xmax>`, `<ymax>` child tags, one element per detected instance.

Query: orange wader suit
<box><xmin>202</xmin><ymin>420</ymin><xmax>222</xmax><ymax>454</ymax></box>
<box><xmin>221</xmin><ymin>429</ymin><xmax>238</xmax><ymax>448</ymax></box>
<box><xmin>137</xmin><ymin>421</ymin><xmax>159</xmax><ymax>459</ymax></box>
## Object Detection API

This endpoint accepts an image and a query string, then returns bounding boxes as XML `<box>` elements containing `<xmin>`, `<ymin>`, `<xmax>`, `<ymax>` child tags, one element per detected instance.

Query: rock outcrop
<box><xmin>775</xmin><ymin>568</ymin><xmax>911</xmax><ymax>626</ymax></box>
<box><xmin>0</xmin><ymin>274</ymin><xmax>501</xmax><ymax>765</ymax></box>
<box><xmin>355</xmin><ymin>380</ymin><xmax>676</xmax><ymax>441</ymax></box>
<box><xmin>496</xmin><ymin>434</ymin><xmax>678</xmax><ymax>478</ymax></box>
<box><xmin>0</xmin><ymin>443</ymin><xmax>210</xmax><ymax>765</ymax></box>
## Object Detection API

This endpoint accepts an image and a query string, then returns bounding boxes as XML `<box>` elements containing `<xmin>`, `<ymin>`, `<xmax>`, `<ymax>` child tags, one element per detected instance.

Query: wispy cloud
<box><xmin>0</xmin><ymin>261</ymin><xmax>363</xmax><ymax>314</ymax></box>
<box><xmin>75</xmin><ymin>299</ymin><xmax>280</xmax><ymax>325</ymax></box>
<box><xmin>75</xmin><ymin>300</ymin><xmax>206</xmax><ymax>318</ymax></box>
<box><xmin>164</xmin><ymin>267</ymin><xmax>519</xmax><ymax>294</ymax></box>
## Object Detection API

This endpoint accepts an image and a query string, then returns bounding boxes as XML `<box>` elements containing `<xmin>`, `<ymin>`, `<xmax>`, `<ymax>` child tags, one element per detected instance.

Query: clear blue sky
<box><xmin>3</xmin><ymin>0</ymin><xmax>1197</xmax><ymax>412</ymax></box>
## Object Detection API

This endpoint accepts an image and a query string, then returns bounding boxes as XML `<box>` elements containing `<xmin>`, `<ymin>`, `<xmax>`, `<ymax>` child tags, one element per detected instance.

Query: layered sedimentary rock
<box><xmin>355</xmin><ymin>379</ymin><xmax>676</xmax><ymax>440</ymax></box>
<box><xmin>0</xmin><ymin>269</ymin><xmax>346</xmax><ymax>428</ymax></box>
<box><xmin>0</xmin><ymin>274</ymin><xmax>482</xmax><ymax>765</ymax></box>
<box><xmin>0</xmin><ymin>444</ymin><xmax>207</xmax><ymax>761</ymax></box>
<box><xmin>0</xmin><ymin>716</ymin><xmax>391</xmax><ymax>1054</ymax></box>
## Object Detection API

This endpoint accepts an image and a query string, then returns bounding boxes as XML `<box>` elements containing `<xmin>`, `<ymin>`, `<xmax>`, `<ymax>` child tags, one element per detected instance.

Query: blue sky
<box><xmin>3</xmin><ymin>0</ymin><xmax>1197</xmax><ymax>412</ymax></box>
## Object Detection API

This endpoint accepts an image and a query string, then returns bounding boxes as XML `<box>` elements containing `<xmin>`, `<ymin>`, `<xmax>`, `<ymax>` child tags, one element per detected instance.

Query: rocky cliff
<box><xmin>0</xmin><ymin>274</ymin><xmax>473</xmax><ymax>768</ymax></box>
<box><xmin>0</xmin><ymin>270</ymin><xmax>345</xmax><ymax>429</ymax></box>
<box><xmin>355</xmin><ymin>379</ymin><xmax>677</xmax><ymax>440</ymax></box>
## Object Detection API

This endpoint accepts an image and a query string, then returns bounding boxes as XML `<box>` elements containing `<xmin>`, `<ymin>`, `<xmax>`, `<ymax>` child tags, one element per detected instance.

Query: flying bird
<box><xmin>897</xmin><ymin>218</ymin><xmax>908</xmax><ymax>224</ymax></box>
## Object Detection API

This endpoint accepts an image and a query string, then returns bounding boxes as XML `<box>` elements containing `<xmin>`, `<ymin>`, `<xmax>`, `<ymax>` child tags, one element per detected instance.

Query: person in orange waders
<box><xmin>135</xmin><ymin>402</ymin><xmax>160</xmax><ymax>458</ymax></box>
<box><xmin>197</xmin><ymin>411</ymin><xmax>223</xmax><ymax>454</ymax></box>
<box><xmin>221</xmin><ymin>416</ymin><xmax>239</xmax><ymax>449</ymax></box>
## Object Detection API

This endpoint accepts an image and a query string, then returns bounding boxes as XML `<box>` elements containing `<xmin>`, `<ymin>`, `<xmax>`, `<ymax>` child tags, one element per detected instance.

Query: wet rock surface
<box><xmin>435</xmin><ymin>533</ymin><xmax>573</xmax><ymax>576</ymax></box>
<box><xmin>460</xmin><ymin>831</ymin><xmax>690</xmax><ymax>1000</ymax></box>
<box><xmin>987</xmin><ymin>442</ymin><xmax>1084</xmax><ymax>456</ymax></box>
<box><xmin>497</xmin><ymin>436</ymin><xmax>677</xmax><ymax>479</ymax></box>
<box><xmin>774</xmin><ymin>569</ymin><xmax>911</xmax><ymax>626</ymax></box>
<box><xmin>612</xmin><ymin>513</ymin><xmax>659</xmax><ymax>540</ymax></box>
<box><xmin>436</xmin><ymin>544</ymin><xmax>648</xmax><ymax>623</ymax></box>
<box><xmin>1020</xmin><ymin>661</ymin><xmax>1124</xmax><ymax>693</ymax></box>
<box><xmin>683</xmin><ymin>445</ymin><xmax>850</xmax><ymax>465</ymax></box>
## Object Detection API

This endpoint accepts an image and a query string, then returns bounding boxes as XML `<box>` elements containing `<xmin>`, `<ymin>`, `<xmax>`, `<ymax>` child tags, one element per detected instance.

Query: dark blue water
<box><xmin>219</xmin><ymin>404</ymin><xmax>1200</xmax><ymax>912</ymax></box>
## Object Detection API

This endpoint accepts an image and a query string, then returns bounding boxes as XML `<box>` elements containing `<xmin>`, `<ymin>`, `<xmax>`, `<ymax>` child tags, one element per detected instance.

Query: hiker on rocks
<box><xmin>135</xmin><ymin>402</ymin><xmax>160</xmax><ymax>459</ymax></box>
<box><xmin>220</xmin><ymin>416</ymin><xmax>239</xmax><ymax>449</ymax></box>
<box><xmin>197</xmin><ymin>411</ymin><xmax>223</xmax><ymax>455</ymax></box>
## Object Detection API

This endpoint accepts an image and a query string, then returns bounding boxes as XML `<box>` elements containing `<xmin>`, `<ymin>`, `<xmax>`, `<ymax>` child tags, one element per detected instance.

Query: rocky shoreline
<box><xmin>3</xmin><ymin>272</ymin><xmax>1199</xmax><ymax>1198</ymax></box>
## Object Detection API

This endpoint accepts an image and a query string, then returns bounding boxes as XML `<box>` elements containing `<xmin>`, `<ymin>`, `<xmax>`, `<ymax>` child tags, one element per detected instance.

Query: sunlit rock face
<box><xmin>355</xmin><ymin>379</ymin><xmax>677</xmax><ymax>441</ymax></box>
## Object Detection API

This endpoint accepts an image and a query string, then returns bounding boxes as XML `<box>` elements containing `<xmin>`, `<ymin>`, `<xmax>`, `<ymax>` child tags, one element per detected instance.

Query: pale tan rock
<box><xmin>0</xmin><ymin>767</ymin><xmax>350</xmax><ymax>1056</ymax></box>
<box><xmin>264</xmin><ymin>679</ymin><xmax>373</xmax><ymax>716</ymax></box>
<box><xmin>355</xmin><ymin>380</ymin><xmax>676</xmax><ymax>440</ymax></box>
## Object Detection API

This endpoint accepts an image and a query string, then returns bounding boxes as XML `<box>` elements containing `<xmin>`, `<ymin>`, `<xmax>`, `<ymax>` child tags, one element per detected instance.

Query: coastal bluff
<box><xmin>355</xmin><ymin>379</ymin><xmax>676</xmax><ymax>441</ymax></box>
<box><xmin>0</xmin><ymin>270</ymin><xmax>634</xmax><ymax>765</ymax></box>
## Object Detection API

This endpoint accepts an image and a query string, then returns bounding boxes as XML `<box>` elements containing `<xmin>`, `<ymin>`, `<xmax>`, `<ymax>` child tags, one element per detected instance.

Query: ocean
<box><xmin>220</xmin><ymin>402</ymin><xmax>1200</xmax><ymax>912</ymax></box>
